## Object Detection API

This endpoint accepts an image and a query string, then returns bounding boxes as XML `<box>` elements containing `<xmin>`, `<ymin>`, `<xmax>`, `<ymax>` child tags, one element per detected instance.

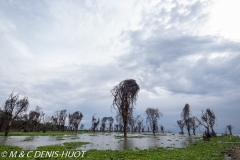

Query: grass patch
<box><xmin>56</xmin><ymin>136</ymin><xmax>65</xmax><ymax>140</ymax></box>
<box><xmin>114</xmin><ymin>135</ymin><xmax>145</xmax><ymax>139</ymax></box>
<box><xmin>23</xmin><ymin>136</ymin><xmax>34</xmax><ymax>141</ymax></box>
<box><xmin>63</xmin><ymin>142</ymin><xmax>90</xmax><ymax>149</ymax></box>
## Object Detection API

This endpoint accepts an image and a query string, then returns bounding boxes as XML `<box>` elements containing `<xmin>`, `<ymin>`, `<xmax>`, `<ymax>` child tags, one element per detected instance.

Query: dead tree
<box><xmin>111</xmin><ymin>79</ymin><xmax>140</xmax><ymax>137</ymax></box>
<box><xmin>51</xmin><ymin>116</ymin><xmax>58</xmax><ymax>131</ymax></box>
<box><xmin>72</xmin><ymin>111</ymin><xmax>83</xmax><ymax>132</ymax></box>
<box><xmin>160</xmin><ymin>125</ymin><xmax>164</xmax><ymax>134</ymax></box>
<box><xmin>181</xmin><ymin>103</ymin><xmax>191</xmax><ymax>136</ymax></box>
<box><xmin>80</xmin><ymin>124</ymin><xmax>84</xmax><ymax>130</ymax></box>
<box><xmin>91</xmin><ymin>114</ymin><xmax>100</xmax><ymax>133</ymax></box>
<box><xmin>128</xmin><ymin>113</ymin><xmax>141</xmax><ymax>133</ymax></box>
<box><xmin>114</xmin><ymin>124</ymin><xmax>119</xmax><ymax>132</ymax></box>
<box><xmin>225</xmin><ymin>125</ymin><xmax>234</xmax><ymax>135</ymax></box>
<box><xmin>189</xmin><ymin>116</ymin><xmax>201</xmax><ymax>135</ymax></box>
<box><xmin>115</xmin><ymin>114</ymin><xmax>123</xmax><ymax>132</ymax></box>
<box><xmin>51</xmin><ymin>110</ymin><xmax>67</xmax><ymax>131</ymax></box>
<box><xmin>28</xmin><ymin>106</ymin><xmax>43</xmax><ymax>132</ymax></box>
<box><xmin>42</xmin><ymin>115</ymin><xmax>51</xmax><ymax>132</ymax></box>
<box><xmin>2</xmin><ymin>92</ymin><xmax>29</xmax><ymax>136</ymax></box>
<box><xmin>137</xmin><ymin>117</ymin><xmax>143</xmax><ymax>133</ymax></box>
<box><xmin>0</xmin><ymin>109</ymin><xmax>8</xmax><ymax>132</ymax></box>
<box><xmin>100</xmin><ymin>117</ymin><xmax>108</xmax><ymax>132</ymax></box>
<box><xmin>201</xmin><ymin>108</ymin><xmax>217</xmax><ymax>138</ymax></box>
<box><xmin>68</xmin><ymin>111</ymin><xmax>83</xmax><ymax>132</ymax></box>
<box><xmin>177</xmin><ymin>120</ymin><xmax>185</xmax><ymax>134</ymax></box>
<box><xmin>59</xmin><ymin>110</ymin><xmax>67</xmax><ymax>132</ymax></box>
<box><xmin>68</xmin><ymin>113</ymin><xmax>74</xmax><ymax>131</ymax></box>
<box><xmin>108</xmin><ymin>117</ymin><xmax>114</xmax><ymax>132</ymax></box>
<box><xmin>145</xmin><ymin>107</ymin><xmax>163</xmax><ymax>135</ymax></box>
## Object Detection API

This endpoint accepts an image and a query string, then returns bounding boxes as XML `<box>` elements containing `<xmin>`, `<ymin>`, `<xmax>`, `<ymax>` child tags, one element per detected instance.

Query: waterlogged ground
<box><xmin>0</xmin><ymin>132</ymin><xmax>201</xmax><ymax>150</ymax></box>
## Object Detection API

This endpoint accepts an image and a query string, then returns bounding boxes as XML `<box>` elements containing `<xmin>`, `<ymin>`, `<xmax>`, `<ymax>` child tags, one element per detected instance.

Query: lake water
<box><xmin>0</xmin><ymin>133</ymin><xmax>201</xmax><ymax>150</ymax></box>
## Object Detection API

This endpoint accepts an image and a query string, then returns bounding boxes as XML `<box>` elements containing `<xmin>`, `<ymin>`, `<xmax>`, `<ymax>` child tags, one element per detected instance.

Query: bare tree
<box><xmin>80</xmin><ymin>124</ymin><xmax>84</xmax><ymax>130</ymax></box>
<box><xmin>51</xmin><ymin>115</ymin><xmax>58</xmax><ymax>131</ymax></box>
<box><xmin>189</xmin><ymin>116</ymin><xmax>201</xmax><ymax>135</ymax></box>
<box><xmin>28</xmin><ymin>106</ymin><xmax>44</xmax><ymax>132</ymax></box>
<box><xmin>145</xmin><ymin>107</ymin><xmax>163</xmax><ymax>135</ymax></box>
<box><xmin>0</xmin><ymin>108</ymin><xmax>8</xmax><ymax>131</ymax></box>
<box><xmin>91</xmin><ymin>114</ymin><xmax>100</xmax><ymax>133</ymax></box>
<box><xmin>59</xmin><ymin>110</ymin><xmax>67</xmax><ymax>132</ymax></box>
<box><xmin>73</xmin><ymin>111</ymin><xmax>83</xmax><ymax>132</ymax></box>
<box><xmin>108</xmin><ymin>117</ymin><xmax>114</xmax><ymax>132</ymax></box>
<box><xmin>115</xmin><ymin>114</ymin><xmax>123</xmax><ymax>132</ymax></box>
<box><xmin>42</xmin><ymin>115</ymin><xmax>51</xmax><ymax>132</ymax></box>
<box><xmin>68</xmin><ymin>111</ymin><xmax>83</xmax><ymax>132</ymax></box>
<box><xmin>100</xmin><ymin>117</ymin><xmax>108</xmax><ymax>132</ymax></box>
<box><xmin>111</xmin><ymin>79</ymin><xmax>140</xmax><ymax>137</ymax></box>
<box><xmin>51</xmin><ymin>110</ymin><xmax>67</xmax><ymax>132</ymax></box>
<box><xmin>177</xmin><ymin>120</ymin><xmax>185</xmax><ymax>134</ymax></box>
<box><xmin>12</xmin><ymin>113</ymin><xmax>26</xmax><ymax>131</ymax></box>
<box><xmin>128</xmin><ymin>112</ymin><xmax>141</xmax><ymax>133</ymax></box>
<box><xmin>68</xmin><ymin>113</ymin><xmax>74</xmax><ymax>131</ymax></box>
<box><xmin>181</xmin><ymin>103</ymin><xmax>191</xmax><ymax>136</ymax></box>
<box><xmin>201</xmin><ymin>108</ymin><xmax>217</xmax><ymax>137</ymax></box>
<box><xmin>160</xmin><ymin>125</ymin><xmax>164</xmax><ymax>134</ymax></box>
<box><xmin>137</xmin><ymin>117</ymin><xmax>143</xmax><ymax>133</ymax></box>
<box><xmin>225</xmin><ymin>125</ymin><xmax>234</xmax><ymax>135</ymax></box>
<box><xmin>2</xmin><ymin>92</ymin><xmax>29</xmax><ymax>136</ymax></box>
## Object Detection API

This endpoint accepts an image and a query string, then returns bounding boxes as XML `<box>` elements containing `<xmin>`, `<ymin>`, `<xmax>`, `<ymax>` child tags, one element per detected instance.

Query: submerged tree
<box><xmin>108</xmin><ymin>117</ymin><xmax>114</xmax><ymax>132</ymax></box>
<box><xmin>201</xmin><ymin>108</ymin><xmax>217</xmax><ymax>138</ymax></box>
<box><xmin>2</xmin><ymin>92</ymin><xmax>29</xmax><ymax>136</ymax></box>
<box><xmin>160</xmin><ymin>125</ymin><xmax>164</xmax><ymax>134</ymax></box>
<box><xmin>181</xmin><ymin>103</ymin><xmax>191</xmax><ymax>136</ymax></box>
<box><xmin>225</xmin><ymin>125</ymin><xmax>234</xmax><ymax>135</ymax></box>
<box><xmin>115</xmin><ymin>114</ymin><xmax>123</xmax><ymax>132</ymax></box>
<box><xmin>91</xmin><ymin>114</ymin><xmax>100</xmax><ymax>133</ymax></box>
<box><xmin>100</xmin><ymin>117</ymin><xmax>108</xmax><ymax>132</ymax></box>
<box><xmin>80</xmin><ymin>124</ymin><xmax>84</xmax><ymax>130</ymax></box>
<box><xmin>177</xmin><ymin>120</ymin><xmax>185</xmax><ymax>134</ymax></box>
<box><xmin>189</xmin><ymin>116</ymin><xmax>201</xmax><ymax>135</ymax></box>
<box><xmin>137</xmin><ymin>117</ymin><xmax>144</xmax><ymax>133</ymax></box>
<box><xmin>111</xmin><ymin>79</ymin><xmax>140</xmax><ymax>137</ymax></box>
<box><xmin>68</xmin><ymin>111</ymin><xmax>83</xmax><ymax>132</ymax></box>
<box><xmin>128</xmin><ymin>112</ymin><xmax>141</xmax><ymax>133</ymax></box>
<box><xmin>145</xmin><ymin>107</ymin><xmax>163</xmax><ymax>135</ymax></box>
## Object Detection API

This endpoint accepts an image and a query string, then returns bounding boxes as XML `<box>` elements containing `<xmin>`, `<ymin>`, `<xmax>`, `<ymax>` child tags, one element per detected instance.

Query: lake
<box><xmin>0</xmin><ymin>133</ymin><xmax>201</xmax><ymax>150</ymax></box>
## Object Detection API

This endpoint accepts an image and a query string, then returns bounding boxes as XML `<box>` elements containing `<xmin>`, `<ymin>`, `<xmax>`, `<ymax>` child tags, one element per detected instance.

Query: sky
<box><xmin>0</xmin><ymin>0</ymin><xmax>239</xmax><ymax>134</ymax></box>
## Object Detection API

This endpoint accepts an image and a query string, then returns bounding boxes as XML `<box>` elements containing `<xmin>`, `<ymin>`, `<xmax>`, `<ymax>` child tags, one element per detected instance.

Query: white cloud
<box><xmin>202</xmin><ymin>0</ymin><xmax>240</xmax><ymax>41</ymax></box>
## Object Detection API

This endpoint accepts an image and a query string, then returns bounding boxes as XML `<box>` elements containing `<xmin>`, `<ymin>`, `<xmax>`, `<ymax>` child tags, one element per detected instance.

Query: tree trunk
<box><xmin>5</xmin><ymin>120</ymin><xmax>12</xmax><ymax>136</ymax></box>
<box><xmin>187</xmin><ymin>126</ymin><xmax>190</xmax><ymax>136</ymax></box>
<box><xmin>123</xmin><ymin>119</ymin><xmax>127</xmax><ymax>137</ymax></box>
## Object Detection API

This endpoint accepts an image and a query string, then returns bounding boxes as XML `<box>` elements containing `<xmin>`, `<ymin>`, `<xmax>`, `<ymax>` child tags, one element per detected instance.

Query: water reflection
<box><xmin>0</xmin><ymin>133</ymin><xmax>201</xmax><ymax>150</ymax></box>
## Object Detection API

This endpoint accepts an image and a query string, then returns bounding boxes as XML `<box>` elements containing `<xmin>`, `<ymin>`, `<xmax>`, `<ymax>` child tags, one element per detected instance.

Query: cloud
<box><xmin>0</xmin><ymin>0</ymin><xmax>239</xmax><ymax>133</ymax></box>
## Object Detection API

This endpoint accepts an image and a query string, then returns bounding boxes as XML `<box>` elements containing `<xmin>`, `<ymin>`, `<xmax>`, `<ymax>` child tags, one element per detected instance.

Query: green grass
<box><xmin>63</xmin><ymin>142</ymin><xmax>90</xmax><ymax>149</ymax></box>
<box><xmin>56</xmin><ymin>136</ymin><xmax>65</xmax><ymax>140</ymax></box>
<box><xmin>0</xmin><ymin>135</ymin><xmax>239</xmax><ymax>159</ymax></box>
<box><xmin>23</xmin><ymin>136</ymin><xmax>34</xmax><ymax>141</ymax></box>
<box><xmin>114</xmin><ymin>135</ymin><xmax>145</xmax><ymax>139</ymax></box>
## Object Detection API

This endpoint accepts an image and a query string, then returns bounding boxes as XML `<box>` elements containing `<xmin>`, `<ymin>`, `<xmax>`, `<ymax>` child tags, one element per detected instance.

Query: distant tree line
<box><xmin>0</xmin><ymin>79</ymin><xmax>235</xmax><ymax>137</ymax></box>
